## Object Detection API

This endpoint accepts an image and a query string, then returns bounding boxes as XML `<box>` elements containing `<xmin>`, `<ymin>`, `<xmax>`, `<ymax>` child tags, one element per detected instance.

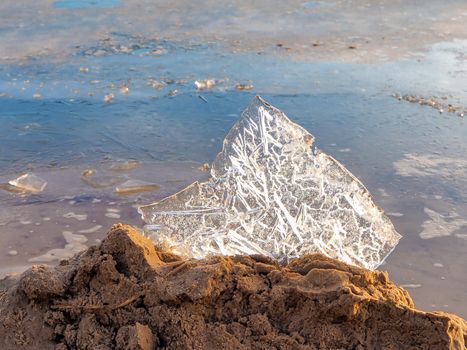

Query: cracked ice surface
<box><xmin>139</xmin><ymin>96</ymin><xmax>401</xmax><ymax>270</ymax></box>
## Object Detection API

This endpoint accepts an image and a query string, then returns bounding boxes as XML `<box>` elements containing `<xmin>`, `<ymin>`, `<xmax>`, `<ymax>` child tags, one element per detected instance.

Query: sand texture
<box><xmin>0</xmin><ymin>224</ymin><xmax>465</xmax><ymax>349</ymax></box>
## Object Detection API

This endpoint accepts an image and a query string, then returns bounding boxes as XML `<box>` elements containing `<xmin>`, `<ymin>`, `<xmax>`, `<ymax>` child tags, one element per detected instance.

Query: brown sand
<box><xmin>0</xmin><ymin>224</ymin><xmax>466</xmax><ymax>350</ymax></box>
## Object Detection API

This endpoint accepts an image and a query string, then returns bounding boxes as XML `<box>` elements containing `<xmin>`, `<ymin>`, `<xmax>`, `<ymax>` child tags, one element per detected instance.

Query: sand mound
<box><xmin>0</xmin><ymin>224</ymin><xmax>465</xmax><ymax>349</ymax></box>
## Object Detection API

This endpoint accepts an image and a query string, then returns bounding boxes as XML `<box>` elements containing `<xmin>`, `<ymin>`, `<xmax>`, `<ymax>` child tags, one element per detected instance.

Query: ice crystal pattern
<box><xmin>139</xmin><ymin>96</ymin><xmax>401</xmax><ymax>270</ymax></box>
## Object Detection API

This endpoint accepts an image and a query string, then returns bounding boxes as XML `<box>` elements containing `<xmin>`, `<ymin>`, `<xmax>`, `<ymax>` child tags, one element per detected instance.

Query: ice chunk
<box><xmin>139</xmin><ymin>96</ymin><xmax>401</xmax><ymax>270</ymax></box>
<box><xmin>115</xmin><ymin>179</ymin><xmax>160</xmax><ymax>195</ymax></box>
<box><xmin>8</xmin><ymin>173</ymin><xmax>47</xmax><ymax>193</ymax></box>
<box><xmin>78</xmin><ymin>225</ymin><xmax>103</xmax><ymax>233</ymax></box>
<box><xmin>195</xmin><ymin>79</ymin><xmax>216</xmax><ymax>90</ymax></box>
<box><xmin>110</xmin><ymin>159</ymin><xmax>141</xmax><ymax>171</ymax></box>
<box><xmin>63</xmin><ymin>212</ymin><xmax>88</xmax><ymax>221</ymax></box>
<box><xmin>80</xmin><ymin>168</ymin><xmax>126</xmax><ymax>188</ymax></box>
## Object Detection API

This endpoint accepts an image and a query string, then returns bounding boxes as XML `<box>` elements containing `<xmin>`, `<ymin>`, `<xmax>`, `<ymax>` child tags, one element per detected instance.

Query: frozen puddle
<box><xmin>28</xmin><ymin>231</ymin><xmax>87</xmax><ymax>263</ymax></box>
<box><xmin>420</xmin><ymin>208</ymin><xmax>467</xmax><ymax>240</ymax></box>
<box><xmin>140</xmin><ymin>97</ymin><xmax>401</xmax><ymax>270</ymax></box>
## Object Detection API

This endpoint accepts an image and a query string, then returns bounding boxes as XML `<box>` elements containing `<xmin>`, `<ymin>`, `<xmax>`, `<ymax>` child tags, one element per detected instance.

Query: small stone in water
<box><xmin>8</xmin><ymin>173</ymin><xmax>47</xmax><ymax>193</ymax></box>
<box><xmin>198</xmin><ymin>163</ymin><xmax>210</xmax><ymax>172</ymax></box>
<box><xmin>79</xmin><ymin>67</ymin><xmax>89</xmax><ymax>73</ymax></box>
<box><xmin>81</xmin><ymin>168</ymin><xmax>95</xmax><ymax>177</ymax></box>
<box><xmin>114</xmin><ymin>180</ymin><xmax>160</xmax><ymax>195</ymax></box>
<box><xmin>104</xmin><ymin>93</ymin><xmax>114</xmax><ymax>103</ymax></box>
<box><xmin>8</xmin><ymin>250</ymin><xmax>18</xmax><ymax>256</ymax></box>
<box><xmin>167</xmin><ymin>89</ymin><xmax>177</xmax><ymax>97</ymax></box>
<box><xmin>120</xmin><ymin>86</ymin><xmax>129</xmax><ymax>95</ymax></box>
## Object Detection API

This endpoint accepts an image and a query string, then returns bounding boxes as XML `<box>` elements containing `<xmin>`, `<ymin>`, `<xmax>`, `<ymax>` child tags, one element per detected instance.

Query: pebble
<box><xmin>8</xmin><ymin>250</ymin><xmax>18</xmax><ymax>256</ymax></box>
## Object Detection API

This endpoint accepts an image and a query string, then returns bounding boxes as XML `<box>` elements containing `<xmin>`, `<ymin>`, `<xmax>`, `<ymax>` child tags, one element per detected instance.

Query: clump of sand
<box><xmin>0</xmin><ymin>224</ymin><xmax>466</xmax><ymax>349</ymax></box>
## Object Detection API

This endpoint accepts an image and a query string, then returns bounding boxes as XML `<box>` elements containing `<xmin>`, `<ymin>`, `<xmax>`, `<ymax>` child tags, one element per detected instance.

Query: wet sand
<box><xmin>0</xmin><ymin>224</ymin><xmax>465</xmax><ymax>349</ymax></box>
<box><xmin>1</xmin><ymin>1</ymin><xmax>467</xmax><ymax>63</ymax></box>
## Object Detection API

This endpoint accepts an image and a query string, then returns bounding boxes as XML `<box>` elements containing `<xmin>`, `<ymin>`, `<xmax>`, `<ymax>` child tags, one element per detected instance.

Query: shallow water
<box><xmin>0</xmin><ymin>0</ymin><xmax>466</xmax><ymax>317</ymax></box>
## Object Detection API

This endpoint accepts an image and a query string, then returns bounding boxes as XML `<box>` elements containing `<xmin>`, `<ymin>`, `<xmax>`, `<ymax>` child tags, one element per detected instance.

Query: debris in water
<box><xmin>79</xmin><ymin>67</ymin><xmax>89</xmax><ymax>73</ymax></box>
<box><xmin>115</xmin><ymin>179</ymin><xmax>160</xmax><ymax>195</ymax></box>
<box><xmin>198</xmin><ymin>163</ymin><xmax>210</xmax><ymax>172</ymax></box>
<box><xmin>147</xmin><ymin>79</ymin><xmax>165</xmax><ymax>89</ymax></box>
<box><xmin>195</xmin><ymin>79</ymin><xmax>216</xmax><ymax>90</ymax></box>
<box><xmin>393</xmin><ymin>93</ymin><xmax>467</xmax><ymax>117</ymax></box>
<box><xmin>120</xmin><ymin>86</ymin><xmax>129</xmax><ymax>95</ymax></box>
<box><xmin>8</xmin><ymin>250</ymin><xmax>18</xmax><ymax>256</ymax></box>
<box><xmin>139</xmin><ymin>96</ymin><xmax>401</xmax><ymax>270</ymax></box>
<box><xmin>81</xmin><ymin>168</ymin><xmax>94</xmax><ymax>177</ymax></box>
<box><xmin>8</xmin><ymin>173</ymin><xmax>47</xmax><ymax>193</ymax></box>
<box><xmin>105</xmin><ymin>212</ymin><xmax>121</xmax><ymax>219</ymax></box>
<box><xmin>235</xmin><ymin>83</ymin><xmax>254</xmax><ymax>91</ymax></box>
<box><xmin>104</xmin><ymin>93</ymin><xmax>114</xmax><ymax>103</ymax></box>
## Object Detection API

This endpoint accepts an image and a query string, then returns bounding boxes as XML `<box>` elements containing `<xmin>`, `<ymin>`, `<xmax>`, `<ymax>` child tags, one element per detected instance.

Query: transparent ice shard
<box><xmin>139</xmin><ymin>96</ymin><xmax>401</xmax><ymax>270</ymax></box>
<box><xmin>8</xmin><ymin>173</ymin><xmax>47</xmax><ymax>193</ymax></box>
<box><xmin>114</xmin><ymin>179</ymin><xmax>160</xmax><ymax>195</ymax></box>
<box><xmin>80</xmin><ymin>169</ymin><xmax>126</xmax><ymax>188</ymax></box>
<box><xmin>110</xmin><ymin>159</ymin><xmax>141</xmax><ymax>171</ymax></box>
